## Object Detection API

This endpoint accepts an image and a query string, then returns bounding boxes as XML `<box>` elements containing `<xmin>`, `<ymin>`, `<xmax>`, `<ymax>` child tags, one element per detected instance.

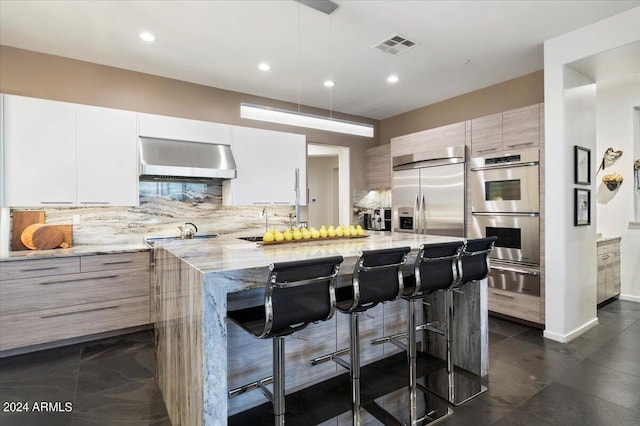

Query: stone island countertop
<box><xmin>153</xmin><ymin>233</ymin><xmax>488</xmax><ymax>425</ymax></box>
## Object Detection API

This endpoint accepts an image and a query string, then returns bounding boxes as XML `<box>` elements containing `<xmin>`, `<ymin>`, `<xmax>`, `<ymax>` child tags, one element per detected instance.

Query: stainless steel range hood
<box><xmin>139</xmin><ymin>137</ymin><xmax>237</xmax><ymax>181</ymax></box>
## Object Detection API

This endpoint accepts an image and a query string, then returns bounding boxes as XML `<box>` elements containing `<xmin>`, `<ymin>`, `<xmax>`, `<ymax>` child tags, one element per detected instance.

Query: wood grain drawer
<box><xmin>0</xmin><ymin>296</ymin><xmax>150</xmax><ymax>351</ymax></box>
<box><xmin>0</xmin><ymin>267</ymin><xmax>150</xmax><ymax>316</ymax></box>
<box><xmin>488</xmin><ymin>288</ymin><xmax>541</xmax><ymax>324</ymax></box>
<box><xmin>0</xmin><ymin>257</ymin><xmax>80</xmax><ymax>280</ymax></box>
<box><xmin>81</xmin><ymin>251</ymin><xmax>150</xmax><ymax>272</ymax></box>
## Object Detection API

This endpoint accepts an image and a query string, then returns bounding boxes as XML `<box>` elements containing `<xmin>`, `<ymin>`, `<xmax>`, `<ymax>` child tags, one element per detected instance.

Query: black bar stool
<box><xmin>228</xmin><ymin>255</ymin><xmax>344</xmax><ymax>426</ymax></box>
<box><xmin>419</xmin><ymin>237</ymin><xmax>497</xmax><ymax>406</ymax></box>
<box><xmin>310</xmin><ymin>247</ymin><xmax>411</xmax><ymax>425</ymax></box>
<box><xmin>405</xmin><ymin>241</ymin><xmax>465</xmax><ymax>419</ymax></box>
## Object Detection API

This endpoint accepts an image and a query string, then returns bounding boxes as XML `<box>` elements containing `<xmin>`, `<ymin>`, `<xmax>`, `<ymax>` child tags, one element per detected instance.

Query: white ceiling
<box><xmin>1</xmin><ymin>0</ymin><xmax>638</xmax><ymax>120</ymax></box>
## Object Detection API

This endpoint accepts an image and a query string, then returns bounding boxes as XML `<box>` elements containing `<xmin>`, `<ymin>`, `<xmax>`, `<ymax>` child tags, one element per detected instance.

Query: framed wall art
<box><xmin>574</xmin><ymin>145</ymin><xmax>591</xmax><ymax>185</ymax></box>
<box><xmin>574</xmin><ymin>188</ymin><xmax>591</xmax><ymax>226</ymax></box>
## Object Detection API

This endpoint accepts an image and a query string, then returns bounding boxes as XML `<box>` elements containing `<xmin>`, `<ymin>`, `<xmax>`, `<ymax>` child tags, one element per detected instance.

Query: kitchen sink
<box><xmin>238</xmin><ymin>236</ymin><xmax>263</xmax><ymax>242</ymax></box>
<box><xmin>144</xmin><ymin>234</ymin><xmax>219</xmax><ymax>247</ymax></box>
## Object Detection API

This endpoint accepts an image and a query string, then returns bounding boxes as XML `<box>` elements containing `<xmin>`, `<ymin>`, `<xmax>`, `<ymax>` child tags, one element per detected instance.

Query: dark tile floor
<box><xmin>1</xmin><ymin>299</ymin><xmax>639</xmax><ymax>425</ymax></box>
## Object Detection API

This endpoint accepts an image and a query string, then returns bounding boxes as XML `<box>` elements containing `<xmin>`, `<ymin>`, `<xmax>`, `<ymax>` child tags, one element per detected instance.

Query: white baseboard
<box><xmin>619</xmin><ymin>294</ymin><xmax>640</xmax><ymax>303</ymax></box>
<box><xmin>543</xmin><ymin>317</ymin><xmax>599</xmax><ymax>343</ymax></box>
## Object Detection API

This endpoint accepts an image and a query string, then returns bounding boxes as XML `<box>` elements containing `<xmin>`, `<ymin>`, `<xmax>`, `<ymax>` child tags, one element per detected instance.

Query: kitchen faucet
<box><xmin>262</xmin><ymin>208</ymin><xmax>269</xmax><ymax>233</ymax></box>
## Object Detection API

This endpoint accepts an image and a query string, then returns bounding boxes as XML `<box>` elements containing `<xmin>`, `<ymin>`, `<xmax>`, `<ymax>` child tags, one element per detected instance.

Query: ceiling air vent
<box><xmin>374</xmin><ymin>34</ymin><xmax>417</xmax><ymax>55</ymax></box>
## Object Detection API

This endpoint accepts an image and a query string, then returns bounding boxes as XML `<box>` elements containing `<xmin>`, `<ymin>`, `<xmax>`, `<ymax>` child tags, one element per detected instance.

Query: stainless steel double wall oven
<box><xmin>469</xmin><ymin>149</ymin><xmax>540</xmax><ymax>296</ymax></box>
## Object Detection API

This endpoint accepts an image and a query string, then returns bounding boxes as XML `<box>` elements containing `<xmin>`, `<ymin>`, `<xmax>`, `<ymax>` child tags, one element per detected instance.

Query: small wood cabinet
<box><xmin>0</xmin><ymin>251</ymin><xmax>151</xmax><ymax>352</ymax></box>
<box><xmin>470</xmin><ymin>103</ymin><xmax>541</xmax><ymax>157</ymax></box>
<box><xmin>597</xmin><ymin>238</ymin><xmax>621</xmax><ymax>305</ymax></box>
<box><xmin>366</xmin><ymin>144</ymin><xmax>391</xmax><ymax>189</ymax></box>
<box><xmin>470</xmin><ymin>112</ymin><xmax>502</xmax><ymax>156</ymax></box>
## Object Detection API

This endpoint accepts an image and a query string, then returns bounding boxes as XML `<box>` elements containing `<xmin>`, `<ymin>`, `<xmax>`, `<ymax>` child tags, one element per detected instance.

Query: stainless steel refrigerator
<box><xmin>392</xmin><ymin>145</ymin><xmax>465</xmax><ymax>237</ymax></box>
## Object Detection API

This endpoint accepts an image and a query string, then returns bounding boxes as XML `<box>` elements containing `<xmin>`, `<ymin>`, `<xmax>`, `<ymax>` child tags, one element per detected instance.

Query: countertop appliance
<box><xmin>392</xmin><ymin>145</ymin><xmax>465</xmax><ymax>237</ymax></box>
<box><xmin>365</xmin><ymin>208</ymin><xmax>391</xmax><ymax>231</ymax></box>
<box><xmin>139</xmin><ymin>137</ymin><xmax>237</xmax><ymax>181</ymax></box>
<box><xmin>469</xmin><ymin>148</ymin><xmax>540</xmax><ymax>296</ymax></box>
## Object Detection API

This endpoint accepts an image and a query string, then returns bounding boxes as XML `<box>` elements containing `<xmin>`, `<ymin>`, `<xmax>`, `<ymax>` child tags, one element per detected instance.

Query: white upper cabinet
<box><xmin>4</xmin><ymin>95</ymin><xmax>77</xmax><ymax>206</ymax></box>
<box><xmin>76</xmin><ymin>105</ymin><xmax>138</xmax><ymax>206</ymax></box>
<box><xmin>3</xmin><ymin>95</ymin><xmax>139</xmax><ymax>207</ymax></box>
<box><xmin>137</xmin><ymin>113</ymin><xmax>231</xmax><ymax>144</ymax></box>
<box><xmin>224</xmin><ymin>126</ymin><xmax>306</xmax><ymax>206</ymax></box>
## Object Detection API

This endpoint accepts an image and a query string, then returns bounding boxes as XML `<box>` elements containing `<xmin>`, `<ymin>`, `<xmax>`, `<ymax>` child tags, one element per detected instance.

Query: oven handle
<box><xmin>491</xmin><ymin>265</ymin><xmax>539</xmax><ymax>276</ymax></box>
<box><xmin>470</xmin><ymin>162</ymin><xmax>538</xmax><ymax>172</ymax></box>
<box><xmin>472</xmin><ymin>212</ymin><xmax>539</xmax><ymax>217</ymax></box>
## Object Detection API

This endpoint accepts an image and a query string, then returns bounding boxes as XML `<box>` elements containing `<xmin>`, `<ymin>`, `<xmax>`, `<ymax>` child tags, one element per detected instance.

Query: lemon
<box><xmin>263</xmin><ymin>231</ymin><xmax>275</xmax><ymax>242</ymax></box>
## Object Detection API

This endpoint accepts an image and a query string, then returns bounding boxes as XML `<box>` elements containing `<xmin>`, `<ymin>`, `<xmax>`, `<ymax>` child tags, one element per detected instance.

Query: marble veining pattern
<box><xmin>10</xmin><ymin>181</ymin><xmax>296</xmax><ymax>247</ymax></box>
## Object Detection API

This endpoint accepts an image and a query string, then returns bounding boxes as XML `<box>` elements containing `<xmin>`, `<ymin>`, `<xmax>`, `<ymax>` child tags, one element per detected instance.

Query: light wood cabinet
<box><xmin>502</xmin><ymin>104</ymin><xmax>540</xmax><ymax>151</ymax></box>
<box><xmin>488</xmin><ymin>288</ymin><xmax>542</xmax><ymax>324</ymax></box>
<box><xmin>223</xmin><ymin>125</ymin><xmax>307</xmax><ymax>206</ymax></box>
<box><xmin>366</xmin><ymin>144</ymin><xmax>391</xmax><ymax>189</ymax></box>
<box><xmin>3</xmin><ymin>95</ymin><xmax>139</xmax><ymax>207</ymax></box>
<box><xmin>597</xmin><ymin>238</ymin><xmax>621</xmax><ymax>304</ymax></box>
<box><xmin>391</xmin><ymin>122</ymin><xmax>466</xmax><ymax>158</ymax></box>
<box><xmin>470</xmin><ymin>103</ymin><xmax>542</xmax><ymax>157</ymax></box>
<box><xmin>470</xmin><ymin>112</ymin><xmax>502</xmax><ymax>156</ymax></box>
<box><xmin>0</xmin><ymin>251</ymin><xmax>151</xmax><ymax>352</ymax></box>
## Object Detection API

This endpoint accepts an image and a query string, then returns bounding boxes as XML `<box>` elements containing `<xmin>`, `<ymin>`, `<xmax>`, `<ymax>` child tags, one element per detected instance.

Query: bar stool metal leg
<box><xmin>350</xmin><ymin>313</ymin><xmax>361</xmax><ymax>425</ymax></box>
<box><xmin>273</xmin><ymin>336</ymin><xmax>286</xmax><ymax>426</ymax></box>
<box><xmin>407</xmin><ymin>298</ymin><xmax>419</xmax><ymax>425</ymax></box>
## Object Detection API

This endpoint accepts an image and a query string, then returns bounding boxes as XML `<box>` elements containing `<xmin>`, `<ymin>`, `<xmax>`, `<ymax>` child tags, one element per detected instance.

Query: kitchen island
<box><xmin>154</xmin><ymin>233</ymin><xmax>488</xmax><ymax>425</ymax></box>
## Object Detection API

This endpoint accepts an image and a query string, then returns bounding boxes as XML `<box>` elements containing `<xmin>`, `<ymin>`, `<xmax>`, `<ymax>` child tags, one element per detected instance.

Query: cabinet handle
<box><xmin>272</xmin><ymin>201</ymin><xmax>290</xmax><ymax>205</ymax></box>
<box><xmin>477</xmin><ymin>147</ymin><xmax>497</xmax><ymax>153</ymax></box>
<box><xmin>505</xmin><ymin>142</ymin><xmax>534</xmax><ymax>148</ymax></box>
<box><xmin>41</xmin><ymin>305</ymin><xmax>119</xmax><ymax>319</ymax></box>
<box><xmin>40</xmin><ymin>201</ymin><xmax>73</xmax><ymax>205</ymax></box>
<box><xmin>492</xmin><ymin>266</ymin><xmax>538</xmax><ymax>276</ymax></box>
<box><xmin>252</xmin><ymin>202</ymin><xmax>270</xmax><ymax>205</ymax></box>
<box><xmin>21</xmin><ymin>267</ymin><xmax>59</xmax><ymax>273</ymax></box>
<box><xmin>103</xmin><ymin>260</ymin><xmax>133</xmax><ymax>265</ymax></box>
<box><xmin>40</xmin><ymin>275</ymin><xmax>118</xmax><ymax>285</ymax></box>
<box><xmin>492</xmin><ymin>293</ymin><xmax>515</xmax><ymax>300</ymax></box>
<box><xmin>80</xmin><ymin>201</ymin><xmax>110</xmax><ymax>205</ymax></box>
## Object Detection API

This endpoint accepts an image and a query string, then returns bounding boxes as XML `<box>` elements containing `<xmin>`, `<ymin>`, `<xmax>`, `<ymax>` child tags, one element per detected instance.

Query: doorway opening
<box><xmin>307</xmin><ymin>144</ymin><xmax>350</xmax><ymax>227</ymax></box>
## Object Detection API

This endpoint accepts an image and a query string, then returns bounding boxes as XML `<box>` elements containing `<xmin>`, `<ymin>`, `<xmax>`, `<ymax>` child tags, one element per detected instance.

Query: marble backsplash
<box><xmin>352</xmin><ymin>189</ymin><xmax>392</xmax><ymax>226</ymax></box>
<box><xmin>9</xmin><ymin>182</ymin><xmax>296</xmax><ymax>246</ymax></box>
<box><xmin>7</xmin><ymin>183</ymin><xmax>392</xmax><ymax>248</ymax></box>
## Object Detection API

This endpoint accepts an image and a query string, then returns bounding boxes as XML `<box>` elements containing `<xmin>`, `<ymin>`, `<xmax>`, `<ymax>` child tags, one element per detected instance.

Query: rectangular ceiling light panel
<box><xmin>240</xmin><ymin>103</ymin><xmax>374</xmax><ymax>138</ymax></box>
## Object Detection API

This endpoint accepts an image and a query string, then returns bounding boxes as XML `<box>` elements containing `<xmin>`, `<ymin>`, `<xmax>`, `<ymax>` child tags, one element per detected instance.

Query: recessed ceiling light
<box><xmin>387</xmin><ymin>75</ymin><xmax>400</xmax><ymax>83</ymax></box>
<box><xmin>258</xmin><ymin>63</ymin><xmax>271</xmax><ymax>71</ymax></box>
<box><xmin>463</xmin><ymin>58</ymin><xmax>471</xmax><ymax>64</ymax></box>
<box><xmin>324</xmin><ymin>80</ymin><xmax>335</xmax><ymax>88</ymax></box>
<box><xmin>139</xmin><ymin>32</ymin><xmax>156</xmax><ymax>42</ymax></box>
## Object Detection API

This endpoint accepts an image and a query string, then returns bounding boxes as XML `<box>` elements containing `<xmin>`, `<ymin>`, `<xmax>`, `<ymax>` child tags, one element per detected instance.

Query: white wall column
<box><xmin>543</xmin><ymin>6</ymin><xmax>640</xmax><ymax>342</ymax></box>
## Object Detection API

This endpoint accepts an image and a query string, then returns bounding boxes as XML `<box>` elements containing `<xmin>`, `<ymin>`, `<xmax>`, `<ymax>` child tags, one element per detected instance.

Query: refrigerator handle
<box><xmin>421</xmin><ymin>193</ymin><xmax>426</xmax><ymax>234</ymax></box>
<box><xmin>414</xmin><ymin>194</ymin><xmax>420</xmax><ymax>233</ymax></box>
